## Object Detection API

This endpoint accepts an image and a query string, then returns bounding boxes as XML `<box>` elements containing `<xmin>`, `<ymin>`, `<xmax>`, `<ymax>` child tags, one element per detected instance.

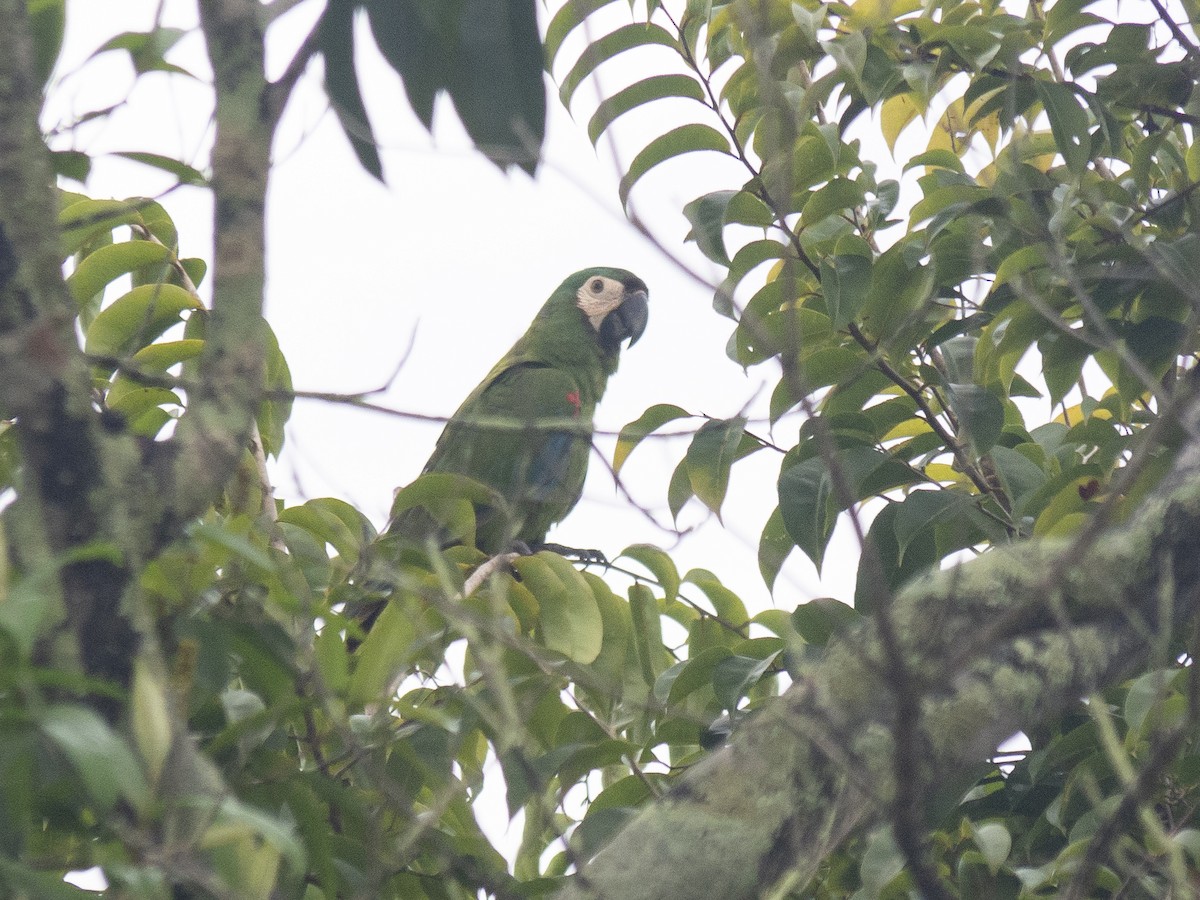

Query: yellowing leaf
<box><xmin>1187</xmin><ymin>139</ymin><xmax>1200</xmax><ymax>181</ymax></box>
<box><xmin>924</xmin><ymin>462</ymin><xmax>965</xmax><ymax>484</ymax></box>
<box><xmin>881</xmin><ymin>93</ymin><xmax>921</xmax><ymax>153</ymax></box>
<box><xmin>927</xmin><ymin>98</ymin><xmax>969</xmax><ymax>157</ymax></box>
<box><xmin>847</xmin><ymin>0</ymin><xmax>921</xmax><ymax>27</ymax></box>
<box><xmin>882</xmin><ymin>417</ymin><xmax>935</xmax><ymax>441</ymax></box>
<box><xmin>973</xmin><ymin>109</ymin><xmax>1001</xmax><ymax>151</ymax></box>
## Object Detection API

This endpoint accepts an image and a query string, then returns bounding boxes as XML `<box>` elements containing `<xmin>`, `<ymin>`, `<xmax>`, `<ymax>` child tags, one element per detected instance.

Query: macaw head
<box><xmin>570</xmin><ymin>267</ymin><xmax>650</xmax><ymax>353</ymax></box>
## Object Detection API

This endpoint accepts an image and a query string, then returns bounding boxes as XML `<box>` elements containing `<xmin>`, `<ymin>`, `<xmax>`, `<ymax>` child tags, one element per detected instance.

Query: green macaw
<box><xmin>386</xmin><ymin>266</ymin><xmax>649</xmax><ymax>555</ymax></box>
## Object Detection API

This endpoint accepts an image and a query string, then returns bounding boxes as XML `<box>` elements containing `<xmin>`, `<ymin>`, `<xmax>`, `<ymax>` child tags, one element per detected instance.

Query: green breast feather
<box><xmin>387</xmin><ymin>266</ymin><xmax>649</xmax><ymax>555</ymax></box>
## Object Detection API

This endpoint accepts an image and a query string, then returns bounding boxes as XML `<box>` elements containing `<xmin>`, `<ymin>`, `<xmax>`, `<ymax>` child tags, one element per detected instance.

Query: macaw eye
<box><xmin>590</xmin><ymin>278</ymin><xmax>604</xmax><ymax>293</ymax></box>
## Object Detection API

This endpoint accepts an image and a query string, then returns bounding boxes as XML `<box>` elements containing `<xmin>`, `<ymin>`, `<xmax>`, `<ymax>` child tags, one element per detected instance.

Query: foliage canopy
<box><xmin>2</xmin><ymin>0</ymin><xmax>1200</xmax><ymax>898</ymax></box>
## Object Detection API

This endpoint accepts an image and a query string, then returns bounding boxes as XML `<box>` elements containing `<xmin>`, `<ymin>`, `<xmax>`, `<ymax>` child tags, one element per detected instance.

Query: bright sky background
<box><xmin>46</xmin><ymin>0</ymin><xmax>864</xmax><ymax>621</ymax></box>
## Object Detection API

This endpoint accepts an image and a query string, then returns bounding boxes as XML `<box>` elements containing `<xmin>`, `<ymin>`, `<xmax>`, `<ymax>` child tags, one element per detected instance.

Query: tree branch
<box><xmin>162</xmin><ymin>0</ymin><xmax>274</xmax><ymax>530</ymax></box>
<box><xmin>0</xmin><ymin>0</ymin><xmax>144</xmax><ymax>702</ymax></box>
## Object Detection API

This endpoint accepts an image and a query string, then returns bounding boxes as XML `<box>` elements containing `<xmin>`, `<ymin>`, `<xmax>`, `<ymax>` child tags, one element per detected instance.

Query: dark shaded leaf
<box><xmin>947</xmin><ymin>383</ymin><xmax>1004</xmax><ymax>453</ymax></box>
<box><xmin>686</xmin><ymin>416</ymin><xmax>747</xmax><ymax>516</ymax></box>
<box><xmin>790</xmin><ymin>597</ymin><xmax>861</xmax><ymax>647</ymax></box>
<box><xmin>320</xmin><ymin>1</ymin><xmax>383</xmax><ymax>179</ymax></box>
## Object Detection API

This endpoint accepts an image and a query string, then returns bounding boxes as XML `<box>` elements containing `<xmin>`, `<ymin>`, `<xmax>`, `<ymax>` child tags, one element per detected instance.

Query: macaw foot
<box><xmin>529</xmin><ymin>541</ymin><xmax>609</xmax><ymax>567</ymax></box>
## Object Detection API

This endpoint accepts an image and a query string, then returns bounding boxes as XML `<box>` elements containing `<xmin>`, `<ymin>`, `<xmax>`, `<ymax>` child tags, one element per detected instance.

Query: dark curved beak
<box><xmin>600</xmin><ymin>288</ymin><xmax>649</xmax><ymax>352</ymax></box>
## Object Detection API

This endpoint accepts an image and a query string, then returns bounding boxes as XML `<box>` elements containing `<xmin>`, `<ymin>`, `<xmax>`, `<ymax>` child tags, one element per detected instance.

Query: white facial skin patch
<box><xmin>576</xmin><ymin>275</ymin><xmax>626</xmax><ymax>330</ymax></box>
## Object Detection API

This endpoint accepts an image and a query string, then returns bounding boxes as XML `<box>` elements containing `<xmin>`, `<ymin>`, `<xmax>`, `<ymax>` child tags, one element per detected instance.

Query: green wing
<box><xmin>389</xmin><ymin>362</ymin><xmax>590</xmax><ymax>552</ymax></box>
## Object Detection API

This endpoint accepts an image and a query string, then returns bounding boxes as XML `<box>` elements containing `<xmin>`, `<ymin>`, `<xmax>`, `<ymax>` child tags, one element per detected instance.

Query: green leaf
<box><xmin>443</xmin><ymin>0</ymin><xmax>546</xmax><ymax>173</ymax></box>
<box><xmin>258</xmin><ymin>321</ymin><xmax>293</xmax><ymax>457</ymax></box>
<box><xmin>93</xmin><ymin>27</ymin><xmax>190</xmax><ymax>76</ymax></box>
<box><xmin>712</xmin><ymin>652</ymin><xmax>780</xmax><ymax>710</ymax></box>
<box><xmin>855</xmin><ymin>501</ymin><xmax>936</xmax><ymax>614</ymax></box>
<box><xmin>667</xmin><ymin>456</ymin><xmax>694</xmax><ymax>520</ymax></box>
<box><xmin>859</xmin><ymin>827</ymin><xmax>905</xmax><ymax>895</ymax></box>
<box><xmin>589</xmin><ymin>74</ymin><xmax>705</xmax><ymax>143</ymax></box>
<box><xmin>614</xmin><ymin>403</ymin><xmax>690</xmax><ymax>474</ymax></box>
<box><xmin>821</xmin><ymin>30</ymin><xmax>867</xmax><ymax>85</ymax></box>
<box><xmin>59</xmin><ymin>197</ymin><xmax>146</xmax><ymax>255</ymax></box>
<box><xmin>559</xmin><ymin>23</ymin><xmax>679</xmax><ymax>108</ymax></box>
<box><xmin>203</xmin><ymin>795</ymin><xmax>306</xmax><ymax>874</ymax></box>
<box><xmin>628</xmin><ymin>583</ymin><xmax>664</xmax><ymax>686</ymax></box>
<box><xmin>994</xmin><ymin>245</ymin><xmax>1048</xmax><ymax>287</ymax></box>
<box><xmin>350</xmin><ymin>598</ymin><xmax>417</xmax><ymax>705</ymax></box>
<box><xmin>544</xmin><ymin>0</ymin><xmax>620</xmax><ymax>71</ymax></box>
<box><xmin>27</xmin><ymin>0</ymin><xmax>64</xmax><ymax>87</ymax></box>
<box><xmin>189</xmin><ymin>521</ymin><xmax>275</xmax><ymax>572</ymax></box>
<box><xmin>618</xmin><ymin>544</ymin><xmax>680</xmax><ymax>601</ymax></box>
<box><xmin>1039</xmin><ymin>329</ymin><xmax>1091</xmax><ymax>408</ymax></box>
<box><xmin>107</xmin><ymin>387</ymin><xmax>180</xmax><ymax>435</ymax></box>
<box><xmin>129</xmin><ymin>338</ymin><xmax>204</xmax><ymax>372</ymax></box>
<box><xmin>388</xmin><ymin>472</ymin><xmax>505</xmax><ymax>546</ymax></box>
<box><xmin>683</xmin><ymin>568</ymin><xmax>747</xmax><ymax>627</ymax></box>
<box><xmin>758</xmin><ymin>506</ymin><xmax>794</xmax><ymax>593</ymax></box>
<box><xmin>112</xmin><ymin>151</ymin><xmax>208</xmax><ymax>186</ymax></box>
<box><xmin>1173</xmin><ymin>828</ymin><xmax>1200</xmax><ymax>867</ymax></box>
<box><xmin>320</xmin><ymin>0</ymin><xmax>383</xmax><ymax>180</ymax></box>
<box><xmin>1124</xmin><ymin>669</ymin><xmax>1176</xmax><ymax>736</ymax></box>
<box><xmin>790</xmin><ymin>597</ymin><xmax>861</xmax><ymax>647</ymax></box>
<box><xmin>947</xmin><ymin>383</ymin><xmax>1004</xmax><ymax>452</ymax></box>
<box><xmin>971</xmin><ymin>822</ymin><xmax>1013</xmax><ymax>874</ymax></box>
<box><xmin>583</xmin><ymin>572</ymin><xmax>633</xmax><ymax>693</ymax></box>
<box><xmin>84</xmin><ymin>283</ymin><xmax>203</xmax><ymax>360</ymax></box>
<box><xmin>988</xmin><ymin>445</ymin><xmax>1048</xmax><ymax>519</ymax></box>
<box><xmin>40</xmin><ymin>705</ymin><xmax>149</xmax><ymax>813</ymax></box>
<box><xmin>1034</xmin><ymin>79</ymin><xmax>1091</xmax><ymax>174</ymax></box>
<box><xmin>715</xmin><ymin>239</ymin><xmax>787</xmax><ymax>318</ymax></box>
<box><xmin>50</xmin><ymin>149</ymin><xmax>89</xmax><ymax>182</ymax></box>
<box><xmin>1149</xmin><ymin>233</ymin><xmax>1200</xmax><ymax>294</ymax></box>
<box><xmin>618</xmin><ymin>123</ymin><xmax>731</xmax><ymax>206</ymax></box>
<box><xmin>802</xmin><ymin>178</ymin><xmax>865</xmax><ymax>228</ymax></box>
<box><xmin>859</xmin><ymin>240</ymin><xmax>937</xmax><ymax>343</ymax></box>
<box><xmin>892</xmin><ymin>490</ymin><xmax>973</xmax><ymax>564</ymax></box>
<box><xmin>777</xmin><ymin>454</ymin><xmax>838</xmax><ymax>571</ymax></box>
<box><xmin>576</xmin><ymin>807</ymin><xmax>637</xmax><ymax>859</ymax></box>
<box><xmin>367</xmin><ymin>0</ymin><xmax>442</xmax><ymax>127</ymax></box>
<box><xmin>67</xmin><ymin>239</ymin><xmax>173</xmax><ymax>320</ymax></box>
<box><xmin>685</xmin><ymin>416</ymin><xmax>747</xmax><ymax>516</ymax></box>
<box><xmin>280</xmin><ymin>497</ymin><xmax>376</xmax><ymax>561</ymax></box>
<box><xmin>658</xmin><ymin>647</ymin><xmax>728</xmax><ymax>704</ymax></box>
<box><xmin>820</xmin><ymin>253</ymin><xmax>873</xmax><ymax>329</ymax></box>
<box><xmin>683</xmin><ymin>191</ymin><xmax>737</xmax><ymax>266</ymax></box>
<box><xmin>513</xmin><ymin>553</ymin><xmax>603</xmax><ymax>664</ymax></box>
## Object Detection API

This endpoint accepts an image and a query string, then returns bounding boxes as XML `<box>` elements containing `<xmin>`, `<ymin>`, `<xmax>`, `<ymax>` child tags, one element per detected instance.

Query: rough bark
<box><xmin>0</xmin><ymin>0</ymin><xmax>140</xmax><ymax>703</ymax></box>
<box><xmin>560</xmin><ymin>389</ymin><xmax>1200</xmax><ymax>900</ymax></box>
<box><xmin>168</xmin><ymin>0</ymin><xmax>273</xmax><ymax>529</ymax></box>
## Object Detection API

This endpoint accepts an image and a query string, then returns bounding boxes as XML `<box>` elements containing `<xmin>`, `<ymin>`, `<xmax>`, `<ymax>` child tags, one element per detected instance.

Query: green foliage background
<box><xmin>3</xmin><ymin>0</ymin><xmax>1200</xmax><ymax>897</ymax></box>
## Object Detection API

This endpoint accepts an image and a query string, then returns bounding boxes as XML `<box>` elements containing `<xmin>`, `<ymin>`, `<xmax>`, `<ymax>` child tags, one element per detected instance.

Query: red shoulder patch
<box><xmin>566</xmin><ymin>390</ymin><xmax>581</xmax><ymax>416</ymax></box>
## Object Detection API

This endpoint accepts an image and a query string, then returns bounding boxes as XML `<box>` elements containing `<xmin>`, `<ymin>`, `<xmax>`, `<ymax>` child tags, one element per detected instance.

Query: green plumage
<box><xmin>387</xmin><ymin>267</ymin><xmax>649</xmax><ymax>554</ymax></box>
